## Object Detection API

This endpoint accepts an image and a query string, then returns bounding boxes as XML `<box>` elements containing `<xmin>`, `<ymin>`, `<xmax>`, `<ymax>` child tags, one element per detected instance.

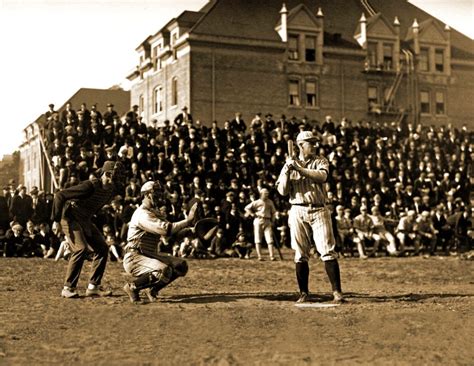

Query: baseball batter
<box><xmin>122</xmin><ymin>181</ymin><xmax>198</xmax><ymax>303</ymax></box>
<box><xmin>276</xmin><ymin>131</ymin><xmax>343</xmax><ymax>303</ymax></box>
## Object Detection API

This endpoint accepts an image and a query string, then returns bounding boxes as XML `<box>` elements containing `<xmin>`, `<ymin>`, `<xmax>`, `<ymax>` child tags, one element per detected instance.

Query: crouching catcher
<box><xmin>122</xmin><ymin>181</ymin><xmax>198</xmax><ymax>303</ymax></box>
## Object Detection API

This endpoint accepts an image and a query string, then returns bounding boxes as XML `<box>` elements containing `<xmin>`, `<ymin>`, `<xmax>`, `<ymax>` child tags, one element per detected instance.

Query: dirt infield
<box><xmin>1</xmin><ymin>251</ymin><xmax>473</xmax><ymax>365</ymax></box>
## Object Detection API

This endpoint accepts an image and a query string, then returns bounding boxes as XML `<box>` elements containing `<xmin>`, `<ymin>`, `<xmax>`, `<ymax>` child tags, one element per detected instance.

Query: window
<box><xmin>383</xmin><ymin>43</ymin><xmax>393</xmax><ymax>70</ymax></box>
<box><xmin>152</xmin><ymin>45</ymin><xmax>159</xmax><ymax>71</ymax></box>
<box><xmin>368</xmin><ymin>86</ymin><xmax>378</xmax><ymax>105</ymax></box>
<box><xmin>305</xmin><ymin>36</ymin><xmax>316</xmax><ymax>62</ymax></box>
<box><xmin>305</xmin><ymin>80</ymin><xmax>317</xmax><ymax>107</ymax></box>
<box><xmin>171</xmin><ymin>77</ymin><xmax>178</xmax><ymax>106</ymax></box>
<box><xmin>288</xmin><ymin>35</ymin><xmax>299</xmax><ymax>61</ymax></box>
<box><xmin>153</xmin><ymin>86</ymin><xmax>163</xmax><ymax>114</ymax></box>
<box><xmin>435</xmin><ymin>91</ymin><xmax>445</xmax><ymax>115</ymax></box>
<box><xmin>420</xmin><ymin>91</ymin><xmax>431</xmax><ymax>114</ymax></box>
<box><xmin>289</xmin><ymin>80</ymin><xmax>300</xmax><ymax>106</ymax></box>
<box><xmin>367</xmin><ymin>42</ymin><xmax>377</xmax><ymax>68</ymax></box>
<box><xmin>139</xmin><ymin>95</ymin><xmax>144</xmax><ymax>113</ymax></box>
<box><xmin>419</xmin><ymin>48</ymin><xmax>429</xmax><ymax>72</ymax></box>
<box><xmin>435</xmin><ymin>49</ymin><xmax>444</xmax><ymax>72</ymax></box>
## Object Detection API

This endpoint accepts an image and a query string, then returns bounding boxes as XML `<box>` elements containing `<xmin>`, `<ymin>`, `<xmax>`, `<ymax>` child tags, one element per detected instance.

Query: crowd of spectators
<box><xmin>0</xmin><ymin>101</ymin><xmax>472</xmax><ymax>260</ymax></box>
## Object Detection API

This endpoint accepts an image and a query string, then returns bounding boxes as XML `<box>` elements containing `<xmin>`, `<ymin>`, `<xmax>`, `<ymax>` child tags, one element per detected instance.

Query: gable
<box><xmin>366</xmin><ymin>13</ymin><xmax>397</xmax><ymax>38</ymax></box>
<box><xmin>420</xmin><ymin>24</ymin><xmax>447</xmax><ymax>43</ymax></box>
<box><xmin>287</xmin><ymin>4</ymin><xmax>321</xmax><ymax>31</ymax></box>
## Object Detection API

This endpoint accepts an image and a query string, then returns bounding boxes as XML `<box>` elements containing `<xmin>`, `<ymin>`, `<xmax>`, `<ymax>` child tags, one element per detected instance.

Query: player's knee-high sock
<box><xmin>255</xmin><ymin>243</ymin><xmax>262</xmax><ymax>259</ymax></box>
<box><xmin>295</xmin><ymin>261</ymin><xmax>309</xmax><ymax>294</ymax></box>
<box><xmin>324</xmin><ymin>260</ymin><xmax>342</xmax><ymax>292</ymax></box>
<box><xmin>268</xmin><ymin>244</ymin><xmax>275</xmax><ymax>259</ymax></box>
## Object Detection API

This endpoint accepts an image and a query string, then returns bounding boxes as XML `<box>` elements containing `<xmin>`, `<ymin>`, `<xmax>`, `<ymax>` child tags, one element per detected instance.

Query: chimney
<box><xmin>393</xmin><ymin>17</ymin><xmax>401</xmax><ymax>71</ymax></box>
<box><xmin>316</xmin><ymin>7</ymin><xmax>324</xmax><ymax>65</ymax></box>
<box><xmin>412</xmin><ymin>19</ymin><xmax>420</xmax><ymax>55</ymax></box>
<box><xmin>278</xmin><ymin>3</ymin><xmax>288</xmax><ymax>42</ymax></box>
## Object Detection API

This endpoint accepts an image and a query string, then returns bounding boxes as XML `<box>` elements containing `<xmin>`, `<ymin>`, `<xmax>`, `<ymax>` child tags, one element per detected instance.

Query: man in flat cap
<box><xmin>51</xmin><ymin>161</ymin><xmax>126</xmax><ymax>298</ymax></box>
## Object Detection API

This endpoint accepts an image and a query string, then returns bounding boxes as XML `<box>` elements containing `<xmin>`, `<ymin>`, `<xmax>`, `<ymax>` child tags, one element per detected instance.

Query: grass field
<box><xmin>1</xmin><ymin>250</ymin><xmax>473</xmax><ymax>365</ymax></box>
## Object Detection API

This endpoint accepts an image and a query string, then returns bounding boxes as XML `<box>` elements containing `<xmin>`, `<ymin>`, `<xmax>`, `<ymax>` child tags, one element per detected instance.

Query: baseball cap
<box><xmin>141</xmin><ymin>181</ymin><xmax>161</xmax><ymax>195</ymax></box>
<box><xmin>296</xmin><ymin>131</ymin><xmax>319</xmax><ymax>143</ymax></box>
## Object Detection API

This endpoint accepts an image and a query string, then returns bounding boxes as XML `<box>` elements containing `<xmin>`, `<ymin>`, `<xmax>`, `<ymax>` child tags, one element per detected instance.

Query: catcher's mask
<box><xmin>141</xmin><ymin>181</ymin><xmax>164</xmax><ymax>208</ymax></box>
<box><xmin>99</xmin><ymin>161</ymin><xmax>125</xmax><ymax>181</ymax></box>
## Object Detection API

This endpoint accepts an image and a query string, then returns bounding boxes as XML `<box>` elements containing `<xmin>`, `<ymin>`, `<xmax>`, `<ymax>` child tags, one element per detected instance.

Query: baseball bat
<box><xmin>288</xmin><ymin>140</ymin><xmax>294</xmax><ymax>158</ymax></box>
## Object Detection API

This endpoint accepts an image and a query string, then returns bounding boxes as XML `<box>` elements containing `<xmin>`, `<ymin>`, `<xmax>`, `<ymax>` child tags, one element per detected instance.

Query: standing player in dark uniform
<box><xmin>276</xmin><ymin>131</ymin><xmax>344</xmax><ymax>303</ymax></box>
<box><xmin>51</xmin><ymin>161</ymin><xmax>125</xmax><ymax>298</ymax></box>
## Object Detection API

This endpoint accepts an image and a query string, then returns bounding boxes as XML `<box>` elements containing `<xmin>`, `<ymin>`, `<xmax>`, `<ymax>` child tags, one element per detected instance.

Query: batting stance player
<box><xmin>122</xmin><ymin>181</ymin><xmax>198</xmax><ymax>304</ymax></box>
<box><xmin>51</xmin><ymin>161</ymin><xmax>125</xmax><ymax>298</ymax></box>
<box><xmin>276</xmin><ymin>131</ymin><xmax>344</xmax><ymax>303</ymax></box>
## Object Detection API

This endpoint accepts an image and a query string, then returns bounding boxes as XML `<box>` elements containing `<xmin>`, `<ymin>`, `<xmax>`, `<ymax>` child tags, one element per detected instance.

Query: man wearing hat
<box><xmin>103</xmin><ymin>103</ymin><xmax>118</xmax><ymax>126</ymax></box>
<box><xmin>122</xmin><ymin>181</ymin><xmax>198</xmax><ymax>303</ymax></box>
<box><xmin>10</xmin><ymin>186</ymin><xmax>33</xmax><ymax>228</ymax></box>
<box><xmin>51</xmin><ymin>160</ymin><xmax>126</xmax><ymax>298</ymax></box>
<box><xmin>276</xmin><ymin>130</ymin><xmax>344</xmax><ymax>303</ymax></box>
<box><xmin>174</xmin><ymin>106</ymin><xmax>193</xmax><ymax>127</ymax></box>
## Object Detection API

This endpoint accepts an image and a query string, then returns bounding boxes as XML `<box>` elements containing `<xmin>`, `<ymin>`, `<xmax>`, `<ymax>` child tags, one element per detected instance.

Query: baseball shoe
<box><xmin>123</xmin><ymin>283</ymin><xmax>141</xmax><ymax>304</ymax></box>
<box><xmin>144</xmin><ymin>287</ymin><xmax>159</xmax><ymax>302</ymax></box>
<box><xmin>85</xmin><ymin>285</ymin><xmax>112</xmax><ymax>297</ymax></box>
<box><xmin>333</xmin><ymin>291</ymin><xmax>345</xmax><ymax>303</ymax></box>
<box><xmin>258</xmin><ymin>256</ymin><xmax>264</xmax><ymax>261</ymax></box>
<box><xmin>61</xmin><ymin>287</ymin><xmax>79</xmax><ymax>298</ymax></box>
<box><xmin>296</xmin><ymin>292</ymin><xmax>309</xmax><ymax>303</ymax></box>
<box><xmin>269</xmin><ymin>257</ymin><xmax>276</xmax><ymax>261</ymax></box>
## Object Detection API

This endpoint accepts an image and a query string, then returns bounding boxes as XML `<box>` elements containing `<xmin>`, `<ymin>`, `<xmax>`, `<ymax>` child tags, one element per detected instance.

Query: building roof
<box><xmin>188</xmin><ymin>0</ymin><xmax>473</xmax><ymax>58</ymax></box>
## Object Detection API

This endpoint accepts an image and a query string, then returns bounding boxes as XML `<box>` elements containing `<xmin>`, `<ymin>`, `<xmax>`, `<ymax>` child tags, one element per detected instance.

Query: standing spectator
<box><xmin>244</xmin><ymin>188</ymin><xmax>277</xmax><ymax>261</ymax></box>
<box><xmin>10</xmin><ymin>186</ymin><xmax>33</xmax><ymax>227</ymax></box>
<box><xmin>174</xmin><ymin>106</ymin><xmax>193</xmax><ymax>126</ymax></box>
<box><xmin>230</xmin><ymin>112</ymin><xmax>246</xmax><ymax>133</ymax></box>
<box><xmin>103</xmin><ymin>103</ymin><xmax>118</xmax><ymax>126</ymax></box>
<box><xmin>0</xmin><ymin>188</ymin><xmax>10</xmax><ymax>231</ymax></box>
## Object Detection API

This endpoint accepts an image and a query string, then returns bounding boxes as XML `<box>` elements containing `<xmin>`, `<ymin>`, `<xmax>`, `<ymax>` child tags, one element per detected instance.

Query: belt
<box><xmin>125</xmin><ymin>247</ymin><xmax>141</xmax><ymax>254</ymax></box>
<box><xmin>292</xmin><ymin>203</ymin><xmax>324</xmax><ymax>209</ymax></box>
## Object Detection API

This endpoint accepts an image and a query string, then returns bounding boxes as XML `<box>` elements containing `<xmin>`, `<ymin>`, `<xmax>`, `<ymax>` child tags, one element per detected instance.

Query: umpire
<box><xmin>276</xmin><ymin>131</ymin><xmax>344</xmax><ymax>304</ymax></box>
<box><xmin>52</xmin><ymin>161</ymin><xmax>125</xmax><ymax>298</ymax></box>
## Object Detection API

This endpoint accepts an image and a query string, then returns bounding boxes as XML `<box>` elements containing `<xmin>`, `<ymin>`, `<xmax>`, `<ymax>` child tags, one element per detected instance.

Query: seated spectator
<box><xmin>396</xmin><ymin>210</ymin><xmax>418</xmax><ymax>256</ymax></box>
<box><xmin>34</xmin><ymin>222</ymin><xmax>56</xmax><ymax>258</ymax></box>
<box><xmin>370</xmin><ymin>206</ymin><xmax>398</xmax><ymax>256</ymax></box>
<box><xmin>4</xmin><ymin>222</ymin><xmax>25</xmax><ymax>257</ymax></box>
<box><xmin>231</xmin><ymin>231</ymin><xmax>253</xmax><ymax>259</ymax></box>
<box><xmin>415</xmin><ymin>211</ymin><xmax>438</xmax><ymax>257</ymax></box>
<box><xmin>352</xmin><ymin>205</ymin><xmax>378</xmax><ymax>259</ymax></box>
<box><xmin>103</xmin><ymin>224</ymin><xmax>122</xmax><ymax>262</ymax></box>
<box><xmin>208</xmin><ymin>228</ymin><xmax>230</xmax><ymax>257</ymax></box>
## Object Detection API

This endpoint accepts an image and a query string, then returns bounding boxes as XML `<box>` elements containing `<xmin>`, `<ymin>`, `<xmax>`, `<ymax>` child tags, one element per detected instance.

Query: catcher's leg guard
<box><xmin>132</xmin><ymin>266</ymin><xmax>173</xmax><ymax>291</ymax></box>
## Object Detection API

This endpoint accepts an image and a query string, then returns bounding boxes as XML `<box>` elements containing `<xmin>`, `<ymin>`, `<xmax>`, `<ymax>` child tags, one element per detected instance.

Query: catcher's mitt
<box><xmin>194</xmin><ymin>218</ymin><xmax>219</xmax><ymax>241</ymax></box>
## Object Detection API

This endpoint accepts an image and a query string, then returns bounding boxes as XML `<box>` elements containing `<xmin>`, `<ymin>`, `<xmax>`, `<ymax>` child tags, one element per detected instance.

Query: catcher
<box><xmin>122</xmin><ymin>181</ymin><xmax>202</xmax><ymax>304</ymax></box>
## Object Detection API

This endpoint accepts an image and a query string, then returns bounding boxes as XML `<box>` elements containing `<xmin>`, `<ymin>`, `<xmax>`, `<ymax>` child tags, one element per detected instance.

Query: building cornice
<box><xmin>188</xmin><ymin>33</ymin><xmax>286</xmax><ymax>51</ymax></box>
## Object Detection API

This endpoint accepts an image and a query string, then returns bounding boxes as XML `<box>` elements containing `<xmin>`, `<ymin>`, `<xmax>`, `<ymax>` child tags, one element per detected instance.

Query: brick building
<box><xmin>127</xmin><ymin>0</ymin><xmax>474</xmax><ymax>128</ymax></box>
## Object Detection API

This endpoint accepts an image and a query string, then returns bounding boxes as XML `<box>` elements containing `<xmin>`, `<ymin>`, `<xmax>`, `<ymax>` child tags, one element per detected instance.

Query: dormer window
<box><xmin>383</xmin><ymin>43</ymin><xmax>393</xmax><ymax>70</ymax></box>
<box><xmin>367</xmin><ymin>42</ymin><xmax>377</xmax><ymax>68</ymax></box>
<box><xmin>305</xmin><ymin>36</ymin><xmax>316</xmax><ymax>62</ymax></box>
<box><xmin>435</xmin><ymin>49</ymin><xmax>444</xmax><ymax>72</ymax></box>
<box><xmin>288</xmin><ymin>35</ymin><xmax>299</xmax><ymax>61</ymax></box>
<box><xmin>419</xmin><ymin>48</ymin><xmax>429</xmax><ymax>71</ymax></box>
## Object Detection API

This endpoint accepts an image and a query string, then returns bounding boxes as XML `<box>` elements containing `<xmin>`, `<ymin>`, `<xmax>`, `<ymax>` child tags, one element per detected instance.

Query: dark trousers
<box><xmin>61</xmin><ymin>218</ymin><xmax>109</xmax><ymax>288</ymax></box>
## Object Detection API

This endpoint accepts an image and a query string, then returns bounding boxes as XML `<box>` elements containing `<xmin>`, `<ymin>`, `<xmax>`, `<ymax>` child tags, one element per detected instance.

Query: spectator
<box><xmin>174</xmin><ymin>106</ymin><xmax>193</xmax><ymax>126</ymax></box>
<box><xmin>335</xmin><ymin>205</ymin><xmax>354</xmax><ymax>257</ymax></box>
<box><xmin>10</xmin><ymin>186</ymin><xmax>33</xmax><ymax>227</ymax></box>
<box><xmin>396</xmin><ymin>211</ymin><xmax>418</xmax><ymax>256</ymax></box>
<box><xmin>352</xmin><ymin>205</ymin><xmax>378</xmax><ymax>259</ymax></box>
<box><xmin>415</xmin><ymin>211</ymin><xmax>438</xmax><ymax>257</ymax></box>
<box><xmin>370</xmin><ymin>206</ymin><xmax>398</xmax><ymax>256</ymax></box>
<box><xmin>231</xmin><ymin>231</ymin><xmax>253</xmax><ymax>259</ymax></box>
